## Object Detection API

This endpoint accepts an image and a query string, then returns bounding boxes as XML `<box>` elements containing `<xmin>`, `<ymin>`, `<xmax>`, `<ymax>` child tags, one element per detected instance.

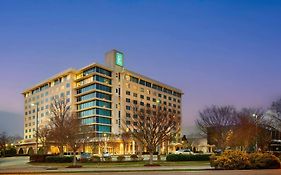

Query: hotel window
<box><xmin>133</xmin><ymin>114</ymin><xmax>138</xmax><ymax>118</ymax></box>
<box><xmin>168</xmin><ymin>97</ymin><xmax>172</xmax><ymax>100</ymax></box>
<box><xmin>158</xmin><ymin>94</ymin><xmax>162</xmax><ymax>98</ymax></box>
<box><xmin>140</xmin><ymin>95</ymin><xmax>144</xmax><ymax>99</ymax></box>
<box><xmin>126</xmin><ymin>98</ymin><xmax>130</xmax><ymax>103</ymax></box>
<box><xmin>140</xmin><ymin>88</ymin><xmax>144</xmax><ymax>92</ymax></box>
<box><xmin>173</xmin><ymin>98</ymin><xmax>176</xmax><ymax>102</ymax></box>
<box><xmin>152</xmin><ymin>105</ymin><xmax>156</xmax><ymax>109</ymax></box>
<box><xmin>66</xmin><ymin>83</ymin><xmax>70</xmax><ymax>88</ymax></box>
<box><xmin>146</xmin><ymin>103</ymin><xmax>150</xmax><ymax>107</ymax></box>
<box><xmin>126</xmin><ymin>91</ymin><xmax>130</xmax><ymax>95</ymax></box>
<box><xmin>140</xmin><ymin>102</ymin><xmax>144</xmax><ymax>106</ymax></box>
<box><xmin>133</xmin><ymin>100</ymin><xmax>137</xmax><ymax>105</ymax></box>
<box><xmin>126</xmin><ymin>113</ymin><xmax>131</xmax><ymax>118</ymax></box>
<box><xmin>164</xmin><ymin>95</ymin><xmax>167</xmax><ymax>99</ymax></box>
<box><xmin>133</xmin><ymin>122</ymin><xmax>138</xmax><ymax>126</ymax></box>
<box><xmin>164</xmin><ymin>101</ymin><xmax>167</xmax><ymax>105</ymax></box>
<box><xmin>178</xmin><ymin>99</ymin><xmax>181</xmax><ymax>103</ymax></box>
<box><xmin>147</xmin><ymin>97</ymin><xmax>150</xmax><ymax>101</ymax></box>
<box><xmin>126</xmin><ymin>121</ymin><xmax>131</xmax><ymax>125</ymax></box>
<box><xmin>178</xmin><ymin>111</ymin><xmax>181</xmax><ymax>114</ymax></box>
<box><xmin>66</xmin><ymin>91</ymin><xmax>70</xmax><ymax>95</ymax></box>
<box><xmin>169</xmin><ymin>103</ymin><xmax>171</xmax><ymax>106</ymax></box>
<box><xmin>126</xmin><ymin>106</ymin><xmax>131</xmax><ymax>110</ymax></box>
<box><xmin>152</xmin><ymin>98</ymin><xmax>156</xmax><ymax>102</ymax></box>
<box><xmin>41</xmin><ymin>94</ymin><xmax>44</xmax><ymax>98</ymax></box>
<box><xmin>139</xmin><ymin>79</ymin><xmax>145</xmax><ymax>86</ymax></box>
<box><xmin>133</xmin><ymin>93</ymin><xmax>137</xmax><ymax>97</ymax></box>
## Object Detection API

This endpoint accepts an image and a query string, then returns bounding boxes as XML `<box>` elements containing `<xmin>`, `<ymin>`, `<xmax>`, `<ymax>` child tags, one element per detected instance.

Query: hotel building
<box><xmin>20</xmin><ymin>50</ymin><xmax>183</xmax><ymax>155</ymax></box>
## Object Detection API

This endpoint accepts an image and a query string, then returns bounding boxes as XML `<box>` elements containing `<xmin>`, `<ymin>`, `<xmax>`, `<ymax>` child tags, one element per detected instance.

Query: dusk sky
<box><xmin>0</xmin><ymin>0</ymin><xmax>281</xmax><ymax>136</ymax></box>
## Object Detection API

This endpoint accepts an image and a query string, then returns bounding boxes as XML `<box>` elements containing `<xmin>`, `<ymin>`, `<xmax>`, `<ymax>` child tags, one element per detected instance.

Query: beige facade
<box><xmin>20</xmin><ymin>49</ymin><xmax>183</xmax><ymax>155</ymax></box>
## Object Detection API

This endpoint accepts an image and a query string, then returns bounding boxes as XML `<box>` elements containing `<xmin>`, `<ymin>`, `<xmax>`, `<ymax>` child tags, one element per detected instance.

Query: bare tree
<box><xmin>124</xmin><ymin>105</ymin><xmax>180</xmax><ymax>165</ymax></box>
<box><xmin>48</xmin><ymin>97</ymin><xmax>72</xmax><ymax>156</ymax></box>
<box><xmin>270</xmin><ymin>97</ymin><xmax>281</xmax><ymax>130</ymax></box>
<box><xmin>36</xmin><ymin>126</ymin><xmax>51</xmax><ymax>154</ymax></box>
<box><xmin>196</xmin><ymin>105</ymin><xmax>237</xmax><ymax>149</ymax></box>
<box><xmin>64</xmin><ymin>113</ymin><xmax>84</xmax><ymax>166</ymax></box>
<box><xmin>0</xmin><ymin>132</ymin><xmax>9</xmax><ymax>156</ymax></box>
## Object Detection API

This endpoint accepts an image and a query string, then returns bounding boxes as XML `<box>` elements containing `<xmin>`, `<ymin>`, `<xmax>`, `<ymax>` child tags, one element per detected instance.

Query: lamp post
<box><xmin>253</xmin><ymin>113</ymin><xmax>258</xmax><ymax>152</ymax></box>
<box><xmin>31</xmin><ymin>102</ymin><xmax>39</xmax><ymax>154</ymax></box>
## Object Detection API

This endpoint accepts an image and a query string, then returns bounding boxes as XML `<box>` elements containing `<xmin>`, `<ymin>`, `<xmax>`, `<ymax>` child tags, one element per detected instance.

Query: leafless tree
<box><xmin>124</xmin><ymin>105</ymin><xmax>180</xmax><ymax>165</ymax></box>
<box><xmin>196</xmin><ymin>105</ymin><xmax>237</xmax><ymax>149</ymax></box>
<box><xmin>48</xmin><ymin>97</ymin><xmax>72</xmax><ymax>156</ymax></box>
<box><xmin>64</xmin><ymin>113</ymin><xmax>84</xmax><ymax>166</ymax></box>
<box><xmin>0</xmin><ymin>132</ymin><xmax>9</xmax><ymax>156</ymax></box>
<box><xmin>36</xmin><ymin>126</ymin><xmax>51</xmax><ymax>154</ymax></box>
<box><xmin>269</xmin><ymin>97</ymin><xmax>281</xmax><ymax>130</ymax></box>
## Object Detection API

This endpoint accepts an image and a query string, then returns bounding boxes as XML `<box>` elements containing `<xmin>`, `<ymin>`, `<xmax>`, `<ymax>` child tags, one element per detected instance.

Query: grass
<box><xmin>29</xmin><ymin>161</ymin><xmax>210</xmax><ymax>168</ymax></box>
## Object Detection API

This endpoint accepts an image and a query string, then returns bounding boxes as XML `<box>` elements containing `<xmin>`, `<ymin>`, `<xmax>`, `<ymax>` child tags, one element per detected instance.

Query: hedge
<box><xmin>117</xmin><ymin>155</ymin><xmax>125</xmax><ymax>161</ymax></box>
<box><xmin>45</xmin><ymin>156</ymin><xmax>73</xmax><ymax>163</ymax></box>
<box><xmin>30</xmin><ymin>154</ymin><xmax>49</xmax><ymax>162</ymax></box>
<box><xmin>211</xmin><ymin>150</ymin><xmax>281</xmax><ymax>170</ymax></box>
<box><xmin>166</xmin><ymin>154</ymin><xmax>211</xmax><ymax>161</ymax></box>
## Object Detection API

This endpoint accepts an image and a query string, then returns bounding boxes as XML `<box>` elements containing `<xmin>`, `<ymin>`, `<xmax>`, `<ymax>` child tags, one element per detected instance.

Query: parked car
<box><xmin>102</xmin><ymin>151</ymin><xmax>111</xmax><ymax>158</ymax></box>
<box><xmin>80</xmin><ymin>152</ymin><xmax>92</xmax><ymax>160</ymax></box>
<box><xmin>174</xmin><ymin>149</ymin><xmax>194</xmax><ymax>155</ymax></box>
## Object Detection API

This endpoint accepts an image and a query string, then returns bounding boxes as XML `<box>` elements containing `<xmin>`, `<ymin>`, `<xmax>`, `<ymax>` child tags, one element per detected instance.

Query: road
<box><xmin>0</xmin><ymin>156</ymin><xmax>29</xmax><ymax>167</ymax></box>
<box><xmin>0</xmin><ymin>157</ymin><xmax>281</xmax><ymax>175</ymax></box>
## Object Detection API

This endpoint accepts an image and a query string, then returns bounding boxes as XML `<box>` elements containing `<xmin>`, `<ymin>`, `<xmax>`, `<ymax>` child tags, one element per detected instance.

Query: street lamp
<box><xmin>253</xmin><ymin>113</ymin><xmax>258</xmax><ymax>152</ymax></box>
<box><xmin>31</xmin><ymin>102</ymin><xmax>39</xmax><ymax>154</ymax></box>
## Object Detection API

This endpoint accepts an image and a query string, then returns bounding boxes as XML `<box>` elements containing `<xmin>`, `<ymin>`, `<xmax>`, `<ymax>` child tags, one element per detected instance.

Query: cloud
<box><xmin>0</xmin><ymin>110</ymin><xmax>23</xmax><ymax>136</ymax></box>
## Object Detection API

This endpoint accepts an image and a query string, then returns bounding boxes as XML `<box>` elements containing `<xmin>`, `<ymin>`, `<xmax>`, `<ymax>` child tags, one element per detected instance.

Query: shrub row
<box><xmin>166</xmin><ymin>154</ymin><xmax>211</xmax><ymax>161</ymax></box>
<box><xmin>210</xmin><ymin>150</ymin><xmax>281</xmax><ymax>170</ymax></box>
<box><xmin>45</xmin><ymin>156</ymin><xmax>73</xmax><ymax>163</ymax></box>
<box><xmin>30</xmin><ymin>154</ymin><xmax>49</xmax><ymax>162</ymax></box>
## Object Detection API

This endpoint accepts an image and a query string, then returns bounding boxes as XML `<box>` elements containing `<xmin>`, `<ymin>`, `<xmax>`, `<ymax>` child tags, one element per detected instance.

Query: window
<box><xmin>140</xmin><ymin>102</ymin><xmax>144</xmax><ymax>106</ymax></box>
<box><xmin>66</xmin><ymin>91</ymin><xmax>70</xmax><ymax>95</ymax></box>
<box><xmin>126</xmin><ymin>91</ymin><xmax>130</xmax><ymax>95</ymax></box>
<box><xmin>133</xmin><ymin>114</ymin><xmax>138</xmax><ymax>118</ymax></box>
<box><xmin>66</xmin><ymin>83</ymin><xmax>70</xmax><ymax>88</ymax></box>
<box><xmin>178</xmin><ymin>99</ymin><xmax>181</xmax><ymax>103</ymax></box>
<box><xmin>158</xmin><ymin>94</ymin><xmax>162</xmax><ymax>98</ymax></box>
<box><xmin>147</xmin><ymin>97</ymin><xmax>150</xmax><ymax>101</ymax></box>
<box><xmin>168</xmin><ymin>97</ymin><xmax>172</xmax><ymax>100</ymax></box>
<box><xmin>133</xmin><ymin>100</ymin><xmax>137</xmax><ymax>105</ymax></box>
<box><xmin>139</xmin><ymin>79</ymin><xmax>145</xmax><ymax>85</ymax></box>
<box><xmin>133</xmin><ymin>93</ymin><xmax>137</xmax><ymax>97</ymax></box>
<box><xmin>146</xmin><ymin>103</ymin><xmax>150</xmax><ymax>107</ymax></box>
<box><xmin>164</xmin><ymin>95</ymin><xmax>167</xmax><ymax>99</ymax></box>
<box><xmin>140</xmin><ymin>88</ymin><xmax>144</xmax><ymax>92</ymax></box>
<box><xmin>126</xmin><ymin>106</ymin><xmax>131</xmax><ymax>110</ymax></box>
<box><xmin>140</xmin><ymin>95</ymin><xmax>144</xmax><ymax>99</ymax></box>
<box><xmin>126</xmin><ymin>120</ymin><xmax>131</xmax><ymax>125</ymax></box>
<box><xmin>126</xmin><ymin>113</ymin><xmax>131</xmax><ymax>118</ymax></box>
<box><xmin>126</xmin><ymin>98</ymin><xmax>130</xmax><ymax>103</ymax></box>
<box><xmin>153</xmin><ymin>98</ymin><xmax>156</xmax><ymax>102</ymax></box>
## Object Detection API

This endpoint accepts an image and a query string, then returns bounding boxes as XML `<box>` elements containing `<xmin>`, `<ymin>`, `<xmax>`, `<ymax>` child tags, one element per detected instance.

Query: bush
<box><xmin>104</xmin><ymin>157</ymin><xmax>112</xmax><ymax>161</ymax></box>
<box><xmin>30</xmin><ymin>154</ymin><xmax>49</xmax><ymax>162</ymax></box>
<box><xmin>166</xmin><ymin>154</ymin><xmax>211</xmax><ymax>161</ymax></box>
<box><xmin>210</xmin><ymin>150</ymin><xmax>250</xmax><ymax>170</ymax></box>
<box><xmin>45</xmin><ymin>156</ymin><xmax>73</xmax><ymax>163</ymax></box>
<box><xmin>249</xmin><ymin>152</ymin><xmax>280</xmax><ymax>169</ymax></box>
<box><xmin>130</xmin><ymin>154</ymin><xmax>138</xmax><ymax>161</ymax></box>
<box><xmin>117</xmin><ymin>155</ymin><xmax>126</xmax><ymax>161</ymax></box>
<box><xmin>91</xmin><ymin>155</ymin><xmax>101</xmax><ymax>162</ymax></box>
<box><xmin>211</xmin><ymin>150</ymin><xmax>281</xmax><ymax>170</ymax></box>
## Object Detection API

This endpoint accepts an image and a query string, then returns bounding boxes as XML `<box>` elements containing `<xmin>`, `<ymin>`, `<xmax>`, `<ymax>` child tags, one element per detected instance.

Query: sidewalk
<box><xmin>0</xmin><ymin>164</ymin><xmax>212</xmax><ymax>174</ymax></box>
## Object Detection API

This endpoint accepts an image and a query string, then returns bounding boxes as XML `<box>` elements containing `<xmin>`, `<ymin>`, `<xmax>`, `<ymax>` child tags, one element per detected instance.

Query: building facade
<box><xmin>20</xmin><ymin>50</ymin><xmax>183</xmax><ymax>155</ymax></box>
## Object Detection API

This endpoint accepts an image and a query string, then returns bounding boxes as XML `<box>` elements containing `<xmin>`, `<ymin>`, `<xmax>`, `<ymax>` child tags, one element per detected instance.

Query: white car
<box><xmin>102</xmin><ymin>151</ymin><xmax>111</xmax><ymax>158</ymax></box>
<box><xmin>174</xmin><ymin>149</ymin><xmax>194</xmax><ymax>155</ymax></box>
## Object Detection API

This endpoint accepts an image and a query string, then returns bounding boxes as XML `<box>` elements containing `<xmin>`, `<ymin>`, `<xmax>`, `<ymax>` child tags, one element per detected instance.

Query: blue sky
<box><xmin>0</xmin><ymin>0</ymin><xmax>281</xmax><ymax>136</ymax></box>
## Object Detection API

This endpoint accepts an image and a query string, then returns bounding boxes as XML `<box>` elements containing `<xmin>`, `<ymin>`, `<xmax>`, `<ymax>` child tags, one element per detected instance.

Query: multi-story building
<box><xmin>19</xmin><ymin>49</ymin><xmax>183</xmax><ymax>155</ymax></box>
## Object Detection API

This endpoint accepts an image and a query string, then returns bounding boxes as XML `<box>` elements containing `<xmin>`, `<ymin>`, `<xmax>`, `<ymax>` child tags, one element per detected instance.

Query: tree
<box><xmin>36</xmin><ymin>126</ymin><xmax>51</xmax><ymax>154</ymax></box>
<box><xmin>270</xmin><ymin>97</ymin><xmax>281</xmax><ymax>130</ymax></box>
<box><xmin>231</xmin><ymin>108</ymin><xmax>264</xmax><ymax>151</ymax></box>
<box><xmin>64</xmin><ymin>113</ymin><xmax>84</xmax><ymax>166</ymax></box>
<box><xmin>125</xmin><ymin>105</ymin><xmax>180</xmax><ymax>165</ymax></box>
<box><xmin>0</xmin><ymin>132</ymin><xmax>9</xmax><ymax>157</ymax></box>
<box><xmin>196</xmin><ymin>105</ymin><xmax>237</xmax><ymax>149</ymax></box>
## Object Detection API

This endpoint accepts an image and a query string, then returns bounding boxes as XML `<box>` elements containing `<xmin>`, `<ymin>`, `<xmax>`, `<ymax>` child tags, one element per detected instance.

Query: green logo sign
<box><xmin>115</xmin><ymin>52</ymin><xmax>123</xmax><ymax>67</ymax></box>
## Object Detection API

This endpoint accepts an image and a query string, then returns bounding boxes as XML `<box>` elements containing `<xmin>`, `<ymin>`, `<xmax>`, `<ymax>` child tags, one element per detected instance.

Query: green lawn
<box><xmin>29</xmin><ymin>161</ymin><xmax>210</xmax><ymax>168</ymax></box>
